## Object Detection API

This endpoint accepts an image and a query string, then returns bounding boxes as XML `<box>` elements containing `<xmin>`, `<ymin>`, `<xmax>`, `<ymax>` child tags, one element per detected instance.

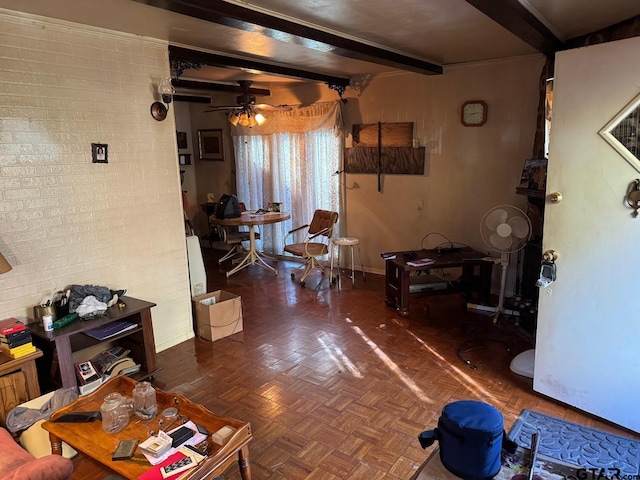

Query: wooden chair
<box><xmin>283</xmin><ymin>209</ymin><xmax>338</xmax><ymax>287</ymax></box>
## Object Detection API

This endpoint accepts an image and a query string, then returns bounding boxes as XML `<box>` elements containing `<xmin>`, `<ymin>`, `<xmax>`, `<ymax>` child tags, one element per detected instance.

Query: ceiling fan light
<box><xmin>248</xmin><ymin>115</ymin><xmax>257</xmax><ymax>127</ymax></box>
<box><xmin>254</xmin><ymin>112</ymin><xmax>266</xmax><ymax>126</ymax></box>
<box><xmin>228</xmin><ymin>112</ymin><xmax>240</xmax><ymax>126</ymax></box>
<box><xmin>238</xmin><ymin>113</ymin><xmax>249</xmax><ymax>127</ymax></box>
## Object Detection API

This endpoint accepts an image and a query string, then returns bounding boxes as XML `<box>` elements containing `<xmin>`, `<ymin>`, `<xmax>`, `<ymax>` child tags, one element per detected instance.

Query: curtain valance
<box><xmin>230</xmin><ymin>100</ymin><xmax>343</xmax><ymax>136</ymax></box>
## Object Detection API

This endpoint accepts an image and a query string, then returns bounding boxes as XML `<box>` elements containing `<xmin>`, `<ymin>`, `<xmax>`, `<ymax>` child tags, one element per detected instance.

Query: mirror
<box><xmin>599</xmin><ymin>93</ymin><xmax>640</xmax><ymax>172</ymax></box>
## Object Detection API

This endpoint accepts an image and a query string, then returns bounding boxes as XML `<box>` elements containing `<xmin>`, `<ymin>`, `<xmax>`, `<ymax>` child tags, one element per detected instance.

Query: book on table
<box><xmin>1</xmin><ymin>328</ymin><xmax>32</xmax><ymax>348</ymax></box>
<box><xmin>0</xmin><ymin>318</ymin><xmax>27</xmax><ymax>336</ymax></box>
<box><xmin>84</xmin><ymin>319</ymin><xmax>137</xmax><ymax>341</ymax></box>
<box><xmin>406</xmin><ymin>258</ymin><xmax>436</xmax><ymax>267</ymax></box>
<box><xmin>75</xmin><ymin>360</ymin><xmax>100</xmax><ymax>385</ymax></box>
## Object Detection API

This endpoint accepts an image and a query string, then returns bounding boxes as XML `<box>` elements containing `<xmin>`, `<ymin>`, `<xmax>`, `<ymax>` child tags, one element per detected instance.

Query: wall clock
<box><xmin>461</xmin><ymin>100</ymin><xmax>488</xmax><ymax>127</ymax></box>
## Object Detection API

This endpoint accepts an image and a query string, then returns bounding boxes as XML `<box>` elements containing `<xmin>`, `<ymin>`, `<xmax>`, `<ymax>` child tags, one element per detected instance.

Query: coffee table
<box><xmin>42</xmin><ymin>376</ymin><xmax>252</xmax><ymax>480</ymax></box>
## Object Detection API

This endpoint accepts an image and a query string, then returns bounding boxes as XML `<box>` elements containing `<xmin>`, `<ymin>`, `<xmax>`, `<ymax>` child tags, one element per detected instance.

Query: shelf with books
<box><xmin>29</xmin><ymin>296</ymin><xmax>157</xmax><ymax>390</ymax></box>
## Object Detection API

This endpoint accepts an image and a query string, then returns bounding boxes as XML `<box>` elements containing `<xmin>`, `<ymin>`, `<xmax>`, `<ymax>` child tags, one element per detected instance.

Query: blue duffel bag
<box><xmin>418</xmin><ymin>400</ymin><xmax>517</xmax><ymax>480</ymax></box>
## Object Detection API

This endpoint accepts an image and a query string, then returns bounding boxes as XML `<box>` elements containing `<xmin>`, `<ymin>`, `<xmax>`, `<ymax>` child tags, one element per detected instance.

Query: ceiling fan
<box><xmin>205</xmin><ymin>80</ymin><xmax>292</xmax><ymax>127</ymax></box>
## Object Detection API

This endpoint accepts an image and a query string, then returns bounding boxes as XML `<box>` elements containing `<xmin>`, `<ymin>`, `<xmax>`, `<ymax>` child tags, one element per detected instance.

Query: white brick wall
<box><xmin>0</xmin><ymin>11</ymin><xmax>193</xmax><ymax>352</ymax></box>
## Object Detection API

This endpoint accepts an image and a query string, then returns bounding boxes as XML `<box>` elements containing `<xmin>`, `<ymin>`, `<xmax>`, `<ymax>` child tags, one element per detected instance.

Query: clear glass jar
<box><xmin>133</xmin><ymin>381</ymin><xmax>157</xmax><ymax>420</ymax></box>
<box><xmin>100</xmin><ymin>392</ymin><xmax>129</xmax><ymax>434</ymax></box>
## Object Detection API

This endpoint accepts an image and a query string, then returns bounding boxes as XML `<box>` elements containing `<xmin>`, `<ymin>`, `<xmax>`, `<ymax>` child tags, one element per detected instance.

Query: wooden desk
<box><xmin>412</xmin><ymin>446</ymin><xmax>580</xmax><ymax>480</ymax></box>
<box><xmin>209</xmin><ymin>211</ymin><xmax>290</xmax><ymax>277</ymax></box>
<box><xmin>43</xmin><ymin>376</ymin><xmax>252</xmax><ymax>480</ymax></box>
<box><xmin>384</xmin><ymin>248</ymin><xmax>492</xmax><ymax>316</ymax></box>
<box><xmin>30</xmin><ymin>297</ymin><xmax>157</xmax><ymax>389</ymax></box>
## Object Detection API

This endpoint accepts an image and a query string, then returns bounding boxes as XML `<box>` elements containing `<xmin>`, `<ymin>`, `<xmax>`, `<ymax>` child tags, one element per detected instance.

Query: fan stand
<box><xmin>466</xmin><ymin>252</ymin><xmax>520</xmax><ymax>322</ymax></box>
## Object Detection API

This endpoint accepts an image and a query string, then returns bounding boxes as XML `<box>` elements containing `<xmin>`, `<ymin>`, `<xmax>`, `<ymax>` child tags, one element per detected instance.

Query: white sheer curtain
<box><xmin>232</xmin><ymin>101</ymin><xmax>343</xmax><ymax>255</ymax></box>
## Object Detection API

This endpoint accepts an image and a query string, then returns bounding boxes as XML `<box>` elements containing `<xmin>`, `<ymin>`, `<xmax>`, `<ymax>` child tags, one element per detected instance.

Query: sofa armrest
<box><xmin>4</xmin><ymin>454</ymin><xmax>73</xmax><ymax>480</ymax></box>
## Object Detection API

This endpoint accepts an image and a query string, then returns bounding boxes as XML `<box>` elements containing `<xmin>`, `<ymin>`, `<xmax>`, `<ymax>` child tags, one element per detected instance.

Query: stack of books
<box><xmin>74</xmin><ymin>345</ymin><xmax>142</xmax><ymax>395</ymax></box>
<box><xmin>0</xmin><ymin>317</ymin><xmax>36</xmax><ymax>359</ymax></box>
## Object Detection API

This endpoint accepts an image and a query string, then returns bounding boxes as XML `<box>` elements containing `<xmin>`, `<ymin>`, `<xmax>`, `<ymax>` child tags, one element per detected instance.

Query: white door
<box><xmin>534</xmin><ymin>36</ymin><xmax>640</xmax><ymax>433</ymax></box>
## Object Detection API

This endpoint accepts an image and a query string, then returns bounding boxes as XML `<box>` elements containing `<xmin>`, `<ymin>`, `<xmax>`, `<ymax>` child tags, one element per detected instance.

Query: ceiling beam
<box><xmin>172</xmin><ymin>79</ymin><xmax>271</xmax><ymax>96</ymax></box>
<box><xmin>464</xmin><ymin>0</ymin><xmax>564</xmax><ymax>57</ymax></box>
<box><xmin>135</xmin><ymin>0</ymin><xmax>442</xmax><ymax>75</ymax></box>
<box><xmin>169</xmin><ymin>46</ymin><xmax>350</xmax><ymax>87</ymax></box>
<box><xmin>173</xmin><ymin>94</ymin><xmax>212</xmax><ymax>103</ymax></box>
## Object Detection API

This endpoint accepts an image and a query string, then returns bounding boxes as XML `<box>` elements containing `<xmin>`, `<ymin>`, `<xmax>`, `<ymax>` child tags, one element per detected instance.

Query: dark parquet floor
<box><xmin>77</xmin><ymin>247</ymin><xmax>640</xmax><ymax>479</ymax></box>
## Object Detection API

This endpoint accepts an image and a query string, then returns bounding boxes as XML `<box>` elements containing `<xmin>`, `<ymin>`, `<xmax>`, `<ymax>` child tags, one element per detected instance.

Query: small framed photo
<box><xmin>91</xmin><ymin>143</ymin><xmax>108</xmax><ymax>163</ymax></box>
<box><xmin>198</xmin><ymin>129</ymin><xmax>224</xmax><ymax>161</ymax></box>
<box><xmin>176</xmin><ymin>131</ymin><xmax>188</xmax><ymax>149</ymax></box>
<box><xmin>178</xmin><ymin>153</ymin><xmax>192</xmax><ymax>165</ymax></box>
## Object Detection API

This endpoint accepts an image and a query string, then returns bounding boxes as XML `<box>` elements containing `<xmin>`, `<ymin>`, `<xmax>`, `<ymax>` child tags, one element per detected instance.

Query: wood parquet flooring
<box><xmin>131</xmin><ymin>249</ymin><xmax>639</xmax><ymax>479</ymax></box>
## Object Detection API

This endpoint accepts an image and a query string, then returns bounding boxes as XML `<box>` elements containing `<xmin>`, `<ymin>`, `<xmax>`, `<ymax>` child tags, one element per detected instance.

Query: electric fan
<box><xmin>478</xmin><ymin>205</ymin><xmax>532</xmax><ymax>322</ymax></box>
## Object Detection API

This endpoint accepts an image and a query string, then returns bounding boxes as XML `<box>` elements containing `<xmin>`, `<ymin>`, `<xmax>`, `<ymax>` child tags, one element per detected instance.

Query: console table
<box><xmin>384</xmin><ymin>248</ymin><xmax>492</xmax><ymax>316</ymax></box>
<box><xmin>30</xmin><ymin>297</ymin><xmax>157</xmax><ymax>390</ymax></box>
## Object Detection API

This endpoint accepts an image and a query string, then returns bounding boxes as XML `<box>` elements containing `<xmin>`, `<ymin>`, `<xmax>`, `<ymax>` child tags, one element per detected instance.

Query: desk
<box><xmin>30</xmin><ymin>297</ymin><xmax>156</xmax><ymax>389</ymax></box>
<box><xmin>384</xmin><ymin>248</ymin><xmax>492</xmax><ymax>316</ymax></box>
<box><xmin>209</xmin><ymin>211</ymin><xmax>290</xmax><ymax>277</ymax></box>
<box><xmin>412</xmin><ymin>446</ymin><xmax>579</xmax><ymax>480</ymax></box>
<box><xmin>43</xmin><ymin>376</ymin><xmax>252</xmax><ymax>480</ymax></box>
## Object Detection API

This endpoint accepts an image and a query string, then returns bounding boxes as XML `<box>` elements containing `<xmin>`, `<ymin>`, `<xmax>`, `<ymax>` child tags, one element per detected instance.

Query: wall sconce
<box><xmin>0</xmin><ymin>251</ymin><xmax>12</xmax><ymax>274</ymax></box>
<box><xmin>150</xmin><ymin>77</ymin><xmax>175</xmax><ymax>121</ymax></box>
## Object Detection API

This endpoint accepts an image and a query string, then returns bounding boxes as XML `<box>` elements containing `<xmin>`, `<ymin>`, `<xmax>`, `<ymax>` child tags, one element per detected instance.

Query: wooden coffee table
<box><xmin>42</xmin><ymin>376</ymin><xmax>252</xmax><ymax>480</ymax></box>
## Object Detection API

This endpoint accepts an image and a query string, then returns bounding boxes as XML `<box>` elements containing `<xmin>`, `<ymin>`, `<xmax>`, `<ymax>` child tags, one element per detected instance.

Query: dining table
<box><xmin>209</xmin><ymin>211</ymin><xmax>290</xmax><ymax>277</ymax></box>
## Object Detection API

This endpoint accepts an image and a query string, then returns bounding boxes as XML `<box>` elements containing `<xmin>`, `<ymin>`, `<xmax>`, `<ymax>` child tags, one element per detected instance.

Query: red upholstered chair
<box><xmin>283</xmin><ymin>209</ymin><xmax>339</xmax><ymax>287</ymax></box>
<box><xmin>0</xmin><ymin>427</ymin><xmax>73</xmax><ymax>480</ymax></box>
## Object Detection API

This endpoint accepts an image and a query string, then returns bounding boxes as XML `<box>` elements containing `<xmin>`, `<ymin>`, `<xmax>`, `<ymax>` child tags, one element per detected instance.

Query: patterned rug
<box><xmin>509</xmin><ymin>409</ymin><xmax>640</xmax><ymax>476</ymax></box>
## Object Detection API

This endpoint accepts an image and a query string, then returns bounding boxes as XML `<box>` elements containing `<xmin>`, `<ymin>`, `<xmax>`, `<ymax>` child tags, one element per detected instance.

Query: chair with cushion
<box><xmin>283</xmin><ymin>209</ymin><xmax>338</xmax><ymax>287</ymax></box>
<box><xmin>0</xmin><ymin>427</ymin><xmax>73</xmax><ymax>480</ymax></box>
<box><xmin>218</xmin><ymin>202</ymin><xmax>260</xmax><ymax>265</ymax></box>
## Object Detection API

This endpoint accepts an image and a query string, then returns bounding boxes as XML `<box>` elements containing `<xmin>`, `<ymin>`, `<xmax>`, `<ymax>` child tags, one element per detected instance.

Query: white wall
<box><xmin>0</xmin><ymin>11</ymin><xmax>193</xmax><ymax>352</ymax></box>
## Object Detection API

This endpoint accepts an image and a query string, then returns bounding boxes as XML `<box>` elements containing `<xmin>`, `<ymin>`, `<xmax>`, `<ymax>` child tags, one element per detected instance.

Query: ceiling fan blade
<box><xmin>254</xmin><ymin>104</ymin><xmax>293</xmax><ymax>111</ymax></box>
<box><xmin>205</xmin><ymin>106</ymin><xmax>239</xmax><ymax>112</ymax></box>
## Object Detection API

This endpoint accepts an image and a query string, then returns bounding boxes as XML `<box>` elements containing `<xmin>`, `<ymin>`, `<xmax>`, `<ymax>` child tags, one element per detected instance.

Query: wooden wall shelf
<box><xmin>344</xmin><ymin>122</ymin><xmax>425</xmax><ymax>176</ymax></box>
<box><xmin>344</xmin><ymin>146</ymin><xmax>425</xmax><ymax>174</ymax></box>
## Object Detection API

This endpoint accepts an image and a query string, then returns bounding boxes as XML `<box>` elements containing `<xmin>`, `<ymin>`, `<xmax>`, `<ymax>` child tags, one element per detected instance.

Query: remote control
<box><xmin>160</xmin><ymin>455</ymin><xmax>195</xmax><ymax>478</ymax></box>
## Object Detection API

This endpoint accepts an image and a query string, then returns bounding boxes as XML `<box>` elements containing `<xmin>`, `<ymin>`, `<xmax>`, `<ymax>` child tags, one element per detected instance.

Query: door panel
<box><xmin>534</xmin><ymin>36</ymin><xmax>640</xmax><ymax>433</ymax></box>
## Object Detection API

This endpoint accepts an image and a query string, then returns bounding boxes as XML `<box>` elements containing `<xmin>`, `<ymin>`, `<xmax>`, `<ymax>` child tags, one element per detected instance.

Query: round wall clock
<box><xmin>461</xmin><ymin>100</ymin><xmax>488</xmax><ymax>127</ymax></box>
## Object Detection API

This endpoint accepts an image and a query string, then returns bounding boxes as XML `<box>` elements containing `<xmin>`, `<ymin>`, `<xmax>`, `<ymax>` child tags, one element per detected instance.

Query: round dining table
<box><xmin>208</xmin><ymin>211</ymin><xmax>290</xmax><ymax>277</ymax></box>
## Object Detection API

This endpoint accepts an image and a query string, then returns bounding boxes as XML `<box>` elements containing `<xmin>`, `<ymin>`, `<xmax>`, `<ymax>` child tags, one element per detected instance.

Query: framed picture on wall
<box><xmin>176</xmin><ymin>131</ymin><xmax>188</xmax><ymax>149</ymax></box>
<box><xmin>91</xmin><ymin>143</ymin><xmax>108</xmax><ymax>163</ymax></box>
<box><xmin>198</xmin><ymin>129</ymin><xmax>224</xmax><ymax>160</ymax></box>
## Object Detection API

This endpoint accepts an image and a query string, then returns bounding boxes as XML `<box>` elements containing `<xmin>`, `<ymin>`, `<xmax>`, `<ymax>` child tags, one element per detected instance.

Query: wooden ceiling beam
<box><xmin>173</xmin><ymin>94</ymin><xmax>211</xmax><ymax>103</ymax></box>
<box><xmin>135</xmin><ymin>0</ymin><xmax>442</xmax><ymax>75</ymax></box>
<box><xmin>172</xmin><ymin>79</ymin><xmax>271</xmax><ymax>96</ymax></box>
<box><xmin>464</xmin><ymin>0</ymin><xmax>564</xmax><ymax>57</ymax></box>
<box><xmin>169</xmin><ymin>45</ymin><xmax>350</xmax><ymax>87</ymax></box>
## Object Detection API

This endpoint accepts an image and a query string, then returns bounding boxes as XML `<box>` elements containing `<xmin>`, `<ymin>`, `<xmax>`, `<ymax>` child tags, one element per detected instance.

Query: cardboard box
<box><xmin>193</xmin><ymin>291</ymin><xmax>243</xmax><ymax>341</ymax></box>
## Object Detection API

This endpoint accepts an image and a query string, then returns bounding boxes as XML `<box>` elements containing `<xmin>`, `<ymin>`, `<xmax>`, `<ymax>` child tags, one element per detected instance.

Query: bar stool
<box><xmin>330</xmin><ymin>237</ymin><xmax>365</xmax><ymax>287</ymax></box>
